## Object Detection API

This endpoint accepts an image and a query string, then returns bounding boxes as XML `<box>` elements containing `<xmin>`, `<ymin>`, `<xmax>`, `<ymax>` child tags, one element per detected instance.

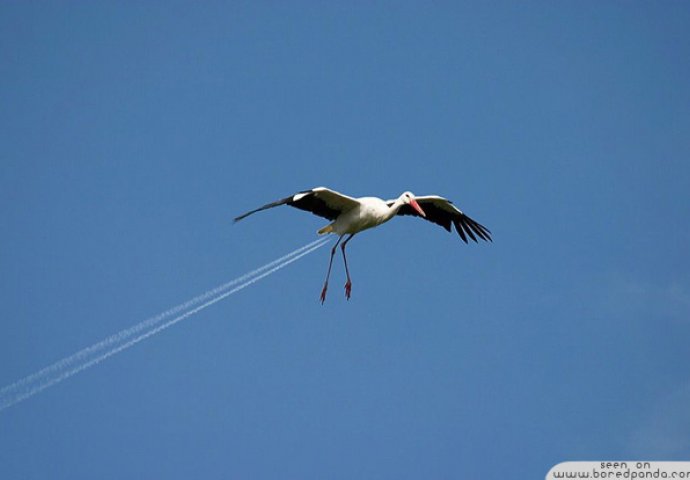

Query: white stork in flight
<box><xmin>234</xmin><ymin>187</ymin><xmax>491</xmax><ymax>303</ymax></box>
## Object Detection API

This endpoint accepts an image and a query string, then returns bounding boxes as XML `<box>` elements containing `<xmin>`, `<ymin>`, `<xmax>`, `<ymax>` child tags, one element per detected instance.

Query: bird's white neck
<box><xmin>382</xmin><ymin>196</ymin><xmax>406</xmax><ymax>222</ymax></box>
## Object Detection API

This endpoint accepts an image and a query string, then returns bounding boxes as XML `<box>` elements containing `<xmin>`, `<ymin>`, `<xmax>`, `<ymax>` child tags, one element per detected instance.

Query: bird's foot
<box><xmin>320</xmin><ymin>283</ymin><xmax>328</xmax><ymax>304</ymax></box>
<box><xmin>344</xmin><ymin>280</ymin><xmax>352</xmax><ymax>300</ymax></box>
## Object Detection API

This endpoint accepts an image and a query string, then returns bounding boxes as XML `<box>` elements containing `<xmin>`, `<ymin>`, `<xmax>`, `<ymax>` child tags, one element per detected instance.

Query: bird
<box><xmin>234</xmin><ymin>187</ymin><xmax>491</xmax><ymax>303</ymax></box>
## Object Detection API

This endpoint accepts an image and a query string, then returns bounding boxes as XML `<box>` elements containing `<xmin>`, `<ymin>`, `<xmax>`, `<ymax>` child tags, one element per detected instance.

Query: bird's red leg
<box><xmin>341</xmin><ymin>234</ymin><xmax>355</xmax><ymax>300</ymax></box>
<box><xmin>320</xmin><ymin>236</ymin><xmax>342</xmax><ymax>304</ymax></box>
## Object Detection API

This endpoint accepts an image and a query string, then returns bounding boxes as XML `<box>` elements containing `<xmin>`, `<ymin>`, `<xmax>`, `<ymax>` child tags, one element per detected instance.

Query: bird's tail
<box><xmin>317</xmin><ymin>224</ymin><xmax>334</xmax><ymax>235</ymax></box>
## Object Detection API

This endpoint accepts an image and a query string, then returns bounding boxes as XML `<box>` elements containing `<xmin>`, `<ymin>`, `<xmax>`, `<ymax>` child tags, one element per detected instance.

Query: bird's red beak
<box><xmin>410</xmin><ymin>198</ymin><xmax>426</xmax><ymax>217</ymax></box>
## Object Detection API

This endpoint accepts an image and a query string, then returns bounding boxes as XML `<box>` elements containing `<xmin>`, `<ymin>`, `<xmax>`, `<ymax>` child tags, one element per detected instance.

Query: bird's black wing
<box><xmin>234</xmin><ymin>187</ymin><xmax>360</xmax><ymax>223</ymax></box>
<box><xmin>391</xmin><ymin>195</ymin><xmax>492</xmax><ymax>243</ymax></box>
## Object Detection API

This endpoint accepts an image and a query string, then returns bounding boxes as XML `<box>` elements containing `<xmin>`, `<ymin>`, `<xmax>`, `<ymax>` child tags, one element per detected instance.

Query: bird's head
<box><xmin>401</xmin><ymin>191</ymin><xmax>426</xmax><ymax>217</ymax></box>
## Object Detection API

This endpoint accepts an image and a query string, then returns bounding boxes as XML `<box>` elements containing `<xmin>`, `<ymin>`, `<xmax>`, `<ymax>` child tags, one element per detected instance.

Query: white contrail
<box><xmin>0</xmin><ymin>237</ymin><xmax>326</xmax><ymax>399</ymax></box>
<box><xmin>0</xmin><ymin>237</ymin><xmax>330</xmax><ymax>413</ymax></box>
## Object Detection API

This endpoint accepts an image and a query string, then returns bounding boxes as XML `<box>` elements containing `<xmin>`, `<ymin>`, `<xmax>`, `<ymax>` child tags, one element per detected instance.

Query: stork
<box><xmin>234</xmin><ymin>187</ymin><xmax>491</xmax><ymax>303</ymax></box>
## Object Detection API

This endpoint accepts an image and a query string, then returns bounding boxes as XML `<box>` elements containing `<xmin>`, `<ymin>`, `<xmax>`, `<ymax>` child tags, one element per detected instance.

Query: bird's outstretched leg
<box><xmin>341</xmin><ymin>234</ymin><xmax>355</xmax><ymax>300</ymax></box>
<box><xmin>320</xmin><ymin>235</ymin><xmax>343</xmax><ymax>304</ymax></box>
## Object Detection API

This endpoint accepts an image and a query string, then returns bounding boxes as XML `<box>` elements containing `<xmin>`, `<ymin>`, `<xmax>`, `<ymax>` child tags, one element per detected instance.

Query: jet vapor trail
<box><xmin>0</xmin><ymin>237</ymin><xmax>326</xmax><ymax>400</ymax></box>
<box><xmin>0</xmin><ymin>237</ymin><xmax>330</xmax><ymax>413</ymax></box>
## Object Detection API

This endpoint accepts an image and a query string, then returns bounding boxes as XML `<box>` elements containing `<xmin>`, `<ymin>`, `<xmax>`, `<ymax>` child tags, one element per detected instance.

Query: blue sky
<box><xmin>1</xmin><ymin>2</ymin><xmax>689</xmax><ymax>478</ymax></box>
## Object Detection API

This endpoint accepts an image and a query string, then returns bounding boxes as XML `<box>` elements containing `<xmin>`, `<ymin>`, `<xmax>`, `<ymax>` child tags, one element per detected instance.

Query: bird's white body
<box><xmin>327</xmin><ymin>196</ymin><xmax>400</xmax><ymax>235</ymax></box>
